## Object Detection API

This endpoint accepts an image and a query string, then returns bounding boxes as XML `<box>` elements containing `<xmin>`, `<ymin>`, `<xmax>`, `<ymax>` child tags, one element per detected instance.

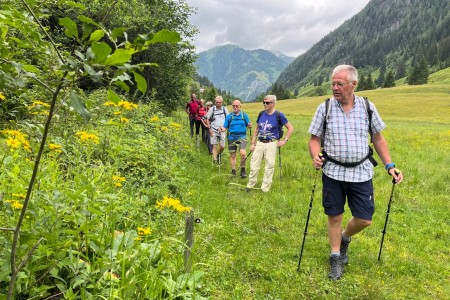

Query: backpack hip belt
<box><xmin>323</xmin><ymin>147</ymin><xmax>378</xmax><ymax>168</ymax></box>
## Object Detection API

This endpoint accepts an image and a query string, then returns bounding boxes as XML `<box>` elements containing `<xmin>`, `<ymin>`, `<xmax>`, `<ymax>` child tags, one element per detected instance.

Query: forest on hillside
<box><xmin>276</xmin><ymin>0</ymin><xmax>450</xmax><ymax>92</ymax></box>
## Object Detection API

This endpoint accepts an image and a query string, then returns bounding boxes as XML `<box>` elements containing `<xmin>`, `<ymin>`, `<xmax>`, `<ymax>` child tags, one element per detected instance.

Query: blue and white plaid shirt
<box><xmin>309</xmin><ymin>96</ymin><xmax>386</xmax><ymax>182</ymax></box>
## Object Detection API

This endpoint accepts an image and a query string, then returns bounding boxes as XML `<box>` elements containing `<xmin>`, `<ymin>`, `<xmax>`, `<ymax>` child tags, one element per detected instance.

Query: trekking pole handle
<box><xmin>315</xmin><ymin>152</ymin><xmax>324</xmax><ymax>170</ymax></box>
<box><xmin>392</xmin><ymin>169</ymin><xmax>401</xmax><ymax>184</ymax></box>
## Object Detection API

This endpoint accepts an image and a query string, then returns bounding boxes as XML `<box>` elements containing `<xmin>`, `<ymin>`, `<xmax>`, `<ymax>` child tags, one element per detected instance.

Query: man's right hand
<box><xmin>312</xmin><ymin>153</ymin><xmax>324</xmax><ymax>169</ymax></box>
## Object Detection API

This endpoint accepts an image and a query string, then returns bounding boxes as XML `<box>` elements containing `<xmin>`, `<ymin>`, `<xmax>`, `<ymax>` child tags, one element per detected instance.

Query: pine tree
<box><xmin>357</xmin><ymin>75</ymin><xmax>366</xmax><ymax>91</ymax></box>
<box><xmin>366</xmin><ymin>73</ymin><xmax>376</xmax><ymax>90</ymax></box>
<box><xmin>383</xmin><ymin>70</ymin><xmax>396</xmax><ymax>88</ymax></box>
<box><xmin>395</xmin><ymin>60</ymin><xmax>406</xmax><ymax>80</ymax></box>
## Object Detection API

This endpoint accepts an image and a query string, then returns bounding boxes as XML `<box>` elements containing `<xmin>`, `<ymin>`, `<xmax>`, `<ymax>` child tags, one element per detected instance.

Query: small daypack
<box><xmin>256</xmin><ymin>110</ymin><xmax>284</xmax><ymax>138</ymax></box>
<box><xmin>209</xmin><ymin>106</ymin><xmax>227</xmax><ymax>122</ymax></box>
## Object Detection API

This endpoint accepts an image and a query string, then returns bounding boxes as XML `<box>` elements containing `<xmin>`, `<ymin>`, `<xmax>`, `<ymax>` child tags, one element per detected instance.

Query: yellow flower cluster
<box><xmin>104</xmin><ymin>100</ymin><xmax>138</xmax><ymax>110</ymax></box>
<box><xmin>75</xmin><ymin>131</ymin><xmax>100</xmax><ymax>144</ymax></box>
<box><xmin>112</xmin><ymin>175</ymin><xmax>126</xmax><ymax>187</ymax></box>
<box><xmin>49</xmin><ymin>143</ymin><xmax>62</xmax><ymax>153</ymax></box>
<box><xmin>5</xmin><ymin>200</ymin><xmax>23</xmax><ymax>210</ymax></box>
<box><xmin>1</xmin><ymin>129</ymin><xmax>31</xmax><ymax>152</ymax></box>
<box><xmin>150</xmin><ymin>116</ymin><xmax>160</xmax><ymax>122</ymax></box>
<box><xmin>118</xmin><ymin>100</ymin><xmax>138</xmax><ymax>110</ymax></box>
<box><xmin>0</xmin><ymin>92</ymin><xmax>6</xmax><ymax>101</ymax></box>
<box><xmin>137</xmin><ymin>227</ymin><xmax>152</xmax><ymax>236</ymax></box>
<box><xmin>30</xmin><ymin>100</ymin><xmax>50</xmax><ymax>109</ymax></box>
<box><xmin>156</xmin><ymin>196</ymin><xmax>192</xmax><ymax>213</ymax></box>
<box><xmin>120</xmin><ymin>117</ymin><xmax>129</xmax><ymax>123</ymax></box>
<box><xmin>169</xmin><ymin>122</ymin><xmax>182</xmax><ymax>129</ymax></box>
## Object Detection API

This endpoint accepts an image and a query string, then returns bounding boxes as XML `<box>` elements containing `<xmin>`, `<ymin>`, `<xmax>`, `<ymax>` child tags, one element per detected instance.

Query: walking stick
<box><xmin>378</xmin><ymin>169</ymin><xmax>401</xmax><ymax>262</ymax></box>
<box><xmin>297</xmin><ymin>167</ymin><xmax>321</xmax><ymax>271</ymax></box>
<box><xmin>278</xmin><ymin>147</ymin><xmax>282</xmax><ymax>192</ymax></box>
<box><xmin>225</xmin><ymin>150</ymin><xmax>253</xmax><ymax>186</ymax></box>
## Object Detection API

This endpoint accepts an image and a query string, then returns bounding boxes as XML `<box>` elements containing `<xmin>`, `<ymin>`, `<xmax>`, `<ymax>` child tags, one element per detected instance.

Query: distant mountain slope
<box><xmin>276</xmin><ymin>0</ymin><xmax>450</xmax><ymax>91</ymax></box>
<box><xmin>195</xmin><ymin>44</ymin><xmax>294</xmax><ymax>101</ymax></box>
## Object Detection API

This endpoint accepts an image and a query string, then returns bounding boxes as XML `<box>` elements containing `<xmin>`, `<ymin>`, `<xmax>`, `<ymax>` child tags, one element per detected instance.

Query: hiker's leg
<box><xmin>247</xmin><ymin>143</ymin><xmax>264</xmax><ymax>188</ymax></box>
<box><xmin>261</xmin><ymin>142</ymin><xmax>277</xmax><ymax>192</ymax></box>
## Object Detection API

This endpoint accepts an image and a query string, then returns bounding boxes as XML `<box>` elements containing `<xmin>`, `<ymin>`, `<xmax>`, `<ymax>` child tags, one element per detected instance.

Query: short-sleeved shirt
<box><xmin>224</xmin><ymin>111</ymin><xmax>250</xmax><ymax>141</ymax></box>
<box><xmin>308</xmin><ymin>96</ymin><xmax>386</xmax><ymax>182</ymax></box>
<box><xmin>257</xmin><ymin>110</ymin><xmax>288</xmax><ymax>140</ymax></box>
<box><xmin>205</xmin><ymin>106</ymin><xmax>229</xmax><ymax>131</ymax></box>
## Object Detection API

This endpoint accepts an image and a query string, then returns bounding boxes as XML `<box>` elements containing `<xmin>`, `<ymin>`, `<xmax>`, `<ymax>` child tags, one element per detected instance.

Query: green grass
<box><xmin>185</xmin><ymin>68</ymin><xmax>450</xmax><ymax>299</ymax></box>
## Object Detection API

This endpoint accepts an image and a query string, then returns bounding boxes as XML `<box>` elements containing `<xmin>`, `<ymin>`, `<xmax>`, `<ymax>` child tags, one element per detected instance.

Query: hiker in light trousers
<box><xmin>246</xmin><ymin>95</ymin><xmax>293</xmax><ymax>192</ymax></box>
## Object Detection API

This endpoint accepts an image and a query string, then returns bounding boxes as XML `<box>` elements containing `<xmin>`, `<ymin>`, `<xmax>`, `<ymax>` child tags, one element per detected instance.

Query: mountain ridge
<box><xmin>195</xmin><ymin>44</ymin><xmax>294</xmax><ymax>101</ymax></box>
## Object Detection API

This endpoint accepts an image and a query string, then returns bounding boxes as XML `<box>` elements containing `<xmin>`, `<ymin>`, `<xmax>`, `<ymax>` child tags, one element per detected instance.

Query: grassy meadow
<box><xmin>185</xmin><ymin>68</ymin><xmax>450</xmax><ymax>299</ymax></box>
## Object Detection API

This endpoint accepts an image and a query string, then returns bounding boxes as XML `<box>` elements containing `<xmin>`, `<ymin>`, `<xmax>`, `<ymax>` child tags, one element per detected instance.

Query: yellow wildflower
<box><xmin>12</xmin><ymin>193</ymin><xmax>26</xmax><ymax>199</ymax></box>
<box><xmin>30</xmin><ymin>100</ymin><xmax>50</xmax><ymax>108</ymax></box>
<box><xmin>49</xmin><ymin>143</ymin><xmax>62</xmax><ymax>153</ymax></box>
<box><xmin>120</xmin><ymin>117</ymin><xmax>129</xmax><ymax>123</ymax></box>
<box><xmin>113</xmin><ymin>111</ymin><xmax>122</xmax><ymax>115</ymax></box>
<box><xmin>0</xmin><ymin>92</ymin><xmax>5</xmax><ymax>101</ymax></box>
<box><xmin>6</xmin><ymin>138</ymin><xmax>21</xmax><ymax>149</ymax></box>
<box><xmin>8</xmin><ymin>200</ymin><xmax>23</xmax><ymax>210</ymax></box>
<box><xmin>118</xmin><ymin>100</ymin><xmax>138</xmax><ymax>110</ymax></box>
<box><xmin>156</xmin><ymin>196</ymin><xmax>192</xmax><ymax>213</ymax></box>
<box><xmin>160</xmin><ymin>126</ymin><xmax>168</xmax><ymax>131</ymax></box>
<box><xmin>169</xmin><ymin>122</ymin><xmax>182</xmax><ymax>129</ymax></box>
<box><xmin>112</xmin><ymin>175</ymin><xmax>126</xmax><ymax>182</ymax></box>
<box><xmin>104</xmin><ymin>101</ymin><xmax>118</xmax><ymax>107</ymax></box>
<box><xmin>75</xmin><ymin>131</ymin><xmax>100</xmax><ymax>144</ymax></box>
<box><xmin>114</xmin><ymin>182</ymin><xmax>122</xmax><ymax>187</ymax></box>
<box><xmin>137</xmin><ymin>227</ymin><xmax>152</xmax><ymax>236</ymax></box>
<box><xmin>150</xmin><ymin>116</ymin><xmax>160</xmax><ymax>122</ymax></box>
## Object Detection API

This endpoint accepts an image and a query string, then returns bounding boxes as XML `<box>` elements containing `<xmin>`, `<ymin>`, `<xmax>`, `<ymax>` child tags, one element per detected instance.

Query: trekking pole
<box><xmin>278</xmin><ymin>147</ymin><xmax>282</xmax><ymax>192</ymax></box>
<box><xmin>378</xmin><ymin>169</ymin><xmax>401</xmax><ymax>262</ymax></box>
<box><xmin>297</xmin><ymin>154</ymin><xmax>323</xmax><ymax>271</ymax></box>
<box><xmin>225</xmin><ymin>150</ymin><xmax>253</xmax><ymax>186</ymax></box>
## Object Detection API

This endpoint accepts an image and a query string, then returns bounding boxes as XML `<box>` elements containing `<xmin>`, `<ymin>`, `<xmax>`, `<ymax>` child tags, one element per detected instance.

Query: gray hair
<box><xmin>332</xmin><ymin>65</ymin><xmax>358</xmax><ymax>82</ymax></box>
<box><xmin>264</xmin><ymin>95</ymin><xmax>277</xmax><ymax>103</ymax></box>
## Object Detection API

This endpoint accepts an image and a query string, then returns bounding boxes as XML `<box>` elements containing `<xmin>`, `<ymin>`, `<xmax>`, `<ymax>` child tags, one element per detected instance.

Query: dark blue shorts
<box><xmin>322</xmin><ymin>174</ymin><xmax>374</xmax><ymax>220</ymax></box>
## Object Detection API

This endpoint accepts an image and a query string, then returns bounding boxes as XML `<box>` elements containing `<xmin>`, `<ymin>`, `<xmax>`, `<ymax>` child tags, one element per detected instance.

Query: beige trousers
<box><xmin>247</xmin><ymin>141</ymin><xmax>277</xmax><ymax>192</ymax></box>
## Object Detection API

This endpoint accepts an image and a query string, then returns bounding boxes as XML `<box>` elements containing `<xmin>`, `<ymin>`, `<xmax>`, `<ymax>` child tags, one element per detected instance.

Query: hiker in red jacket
<box><xmin>186</xmin><ymin>93</ymin><xmax>199</xmax><ymax>138</ymax></box>
<box><xmin>196</xmin><ymin>99</ymin><xmax>208</xmax><ymax>143</ymax></box>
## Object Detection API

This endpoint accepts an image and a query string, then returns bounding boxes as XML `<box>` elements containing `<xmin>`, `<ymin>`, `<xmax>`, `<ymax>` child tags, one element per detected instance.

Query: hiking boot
<box><xmin>328</xmin><ymin>255</ymin><xmax>344</xmax><ymax>280</ymax></box>
<box><xmin>240</xmin><ymin>168</ymin><xmax>246</xmax><ymax>178</ymax></box>
<box><xmin>340</xmin><ymin>234</ymin><xmax>351</xmax><ymax>265</ymax></box>
<box><xmin>231</xmin><ymin>169</ymin><xmax>237</xmax><ymax>177</ymax></box>
<box><xmin>246</xmin><ymin>188</ymin><xmax>251</xmax><ymax>193</ymax></box>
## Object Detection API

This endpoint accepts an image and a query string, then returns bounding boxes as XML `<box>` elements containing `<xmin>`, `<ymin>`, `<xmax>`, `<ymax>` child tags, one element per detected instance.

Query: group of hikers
<box><xmin>185</xmin><ymin>64</ymin><xmax>404</xmax><ymax>281</ymax></box>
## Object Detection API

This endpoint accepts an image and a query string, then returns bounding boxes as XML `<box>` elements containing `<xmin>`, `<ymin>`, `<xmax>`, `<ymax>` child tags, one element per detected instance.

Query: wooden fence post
<box><xmin>184</xmin><ymin>209</ymin><xmax>194</xmax><ymax>272</ymax></box>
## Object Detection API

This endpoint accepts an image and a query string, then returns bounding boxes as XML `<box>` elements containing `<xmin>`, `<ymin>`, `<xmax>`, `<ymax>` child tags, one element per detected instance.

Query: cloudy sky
<box><xmin>185</xmin><ymin>0</ymin><xmax>371</xmax><ymax>57</ymax></box>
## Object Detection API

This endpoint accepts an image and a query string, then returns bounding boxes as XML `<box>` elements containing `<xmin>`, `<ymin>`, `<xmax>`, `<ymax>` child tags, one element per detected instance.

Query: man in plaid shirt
<box><xmin>308</xmin><ymin>65</ymin><xmax>404</xmax><ymax>280</ymax></box>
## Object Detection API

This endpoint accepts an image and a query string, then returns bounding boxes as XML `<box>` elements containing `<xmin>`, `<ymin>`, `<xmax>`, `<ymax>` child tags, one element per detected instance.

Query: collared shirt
<box><xmin>308</xmin><ymin>96</ymin><xmax>386</xmax><ymax>182</ymax></box>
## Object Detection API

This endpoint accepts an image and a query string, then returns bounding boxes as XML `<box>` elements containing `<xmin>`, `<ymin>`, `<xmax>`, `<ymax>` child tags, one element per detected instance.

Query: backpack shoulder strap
<box><xmin>256</xmin><ymin>110</ymin><xmax>264</xmax><ymax>123</ymax></box>
<box><xmin>321</xmin><ymin>98</ymin><xmax>331</xmax><ymax>147</ymax></box>
<box><xmin>362</xmin><ymin>97</ymin><xmax>373</xmax><ymax>142</ymax></box>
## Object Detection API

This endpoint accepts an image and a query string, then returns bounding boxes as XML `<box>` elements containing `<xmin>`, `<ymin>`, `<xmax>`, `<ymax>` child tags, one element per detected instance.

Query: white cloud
<box><xmin>185</xmin><ymin>0</ymin><xmax>371</xmax><ymax>57</ymax></box>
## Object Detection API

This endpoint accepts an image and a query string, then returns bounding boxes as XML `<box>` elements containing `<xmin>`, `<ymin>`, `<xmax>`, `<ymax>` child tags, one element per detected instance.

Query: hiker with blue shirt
<box><xmin>224</xmin><ymin>100</ymin><xmax>252</xmax><ymax>178</ymax></box>
<box><xmin>246</xmin><ymin>95</ymin><xmax>294</xmax><ymax>192</ymax></box>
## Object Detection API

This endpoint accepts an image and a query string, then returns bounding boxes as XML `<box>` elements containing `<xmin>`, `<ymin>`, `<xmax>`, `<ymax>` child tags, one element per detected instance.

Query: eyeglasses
<box><xmin>330</xmin><ymin>81</ymin><xmax>350</xmax><ymax>88</ymax></box>
<box><xmin>232</xmin><ymin>105</ymin><xmax>239</xmax><ymax>107</ymax></box>
<box><xmin>263</xmin><ymin>101</ymin><xmax>273</xmax><ymax>105</ymax></box>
